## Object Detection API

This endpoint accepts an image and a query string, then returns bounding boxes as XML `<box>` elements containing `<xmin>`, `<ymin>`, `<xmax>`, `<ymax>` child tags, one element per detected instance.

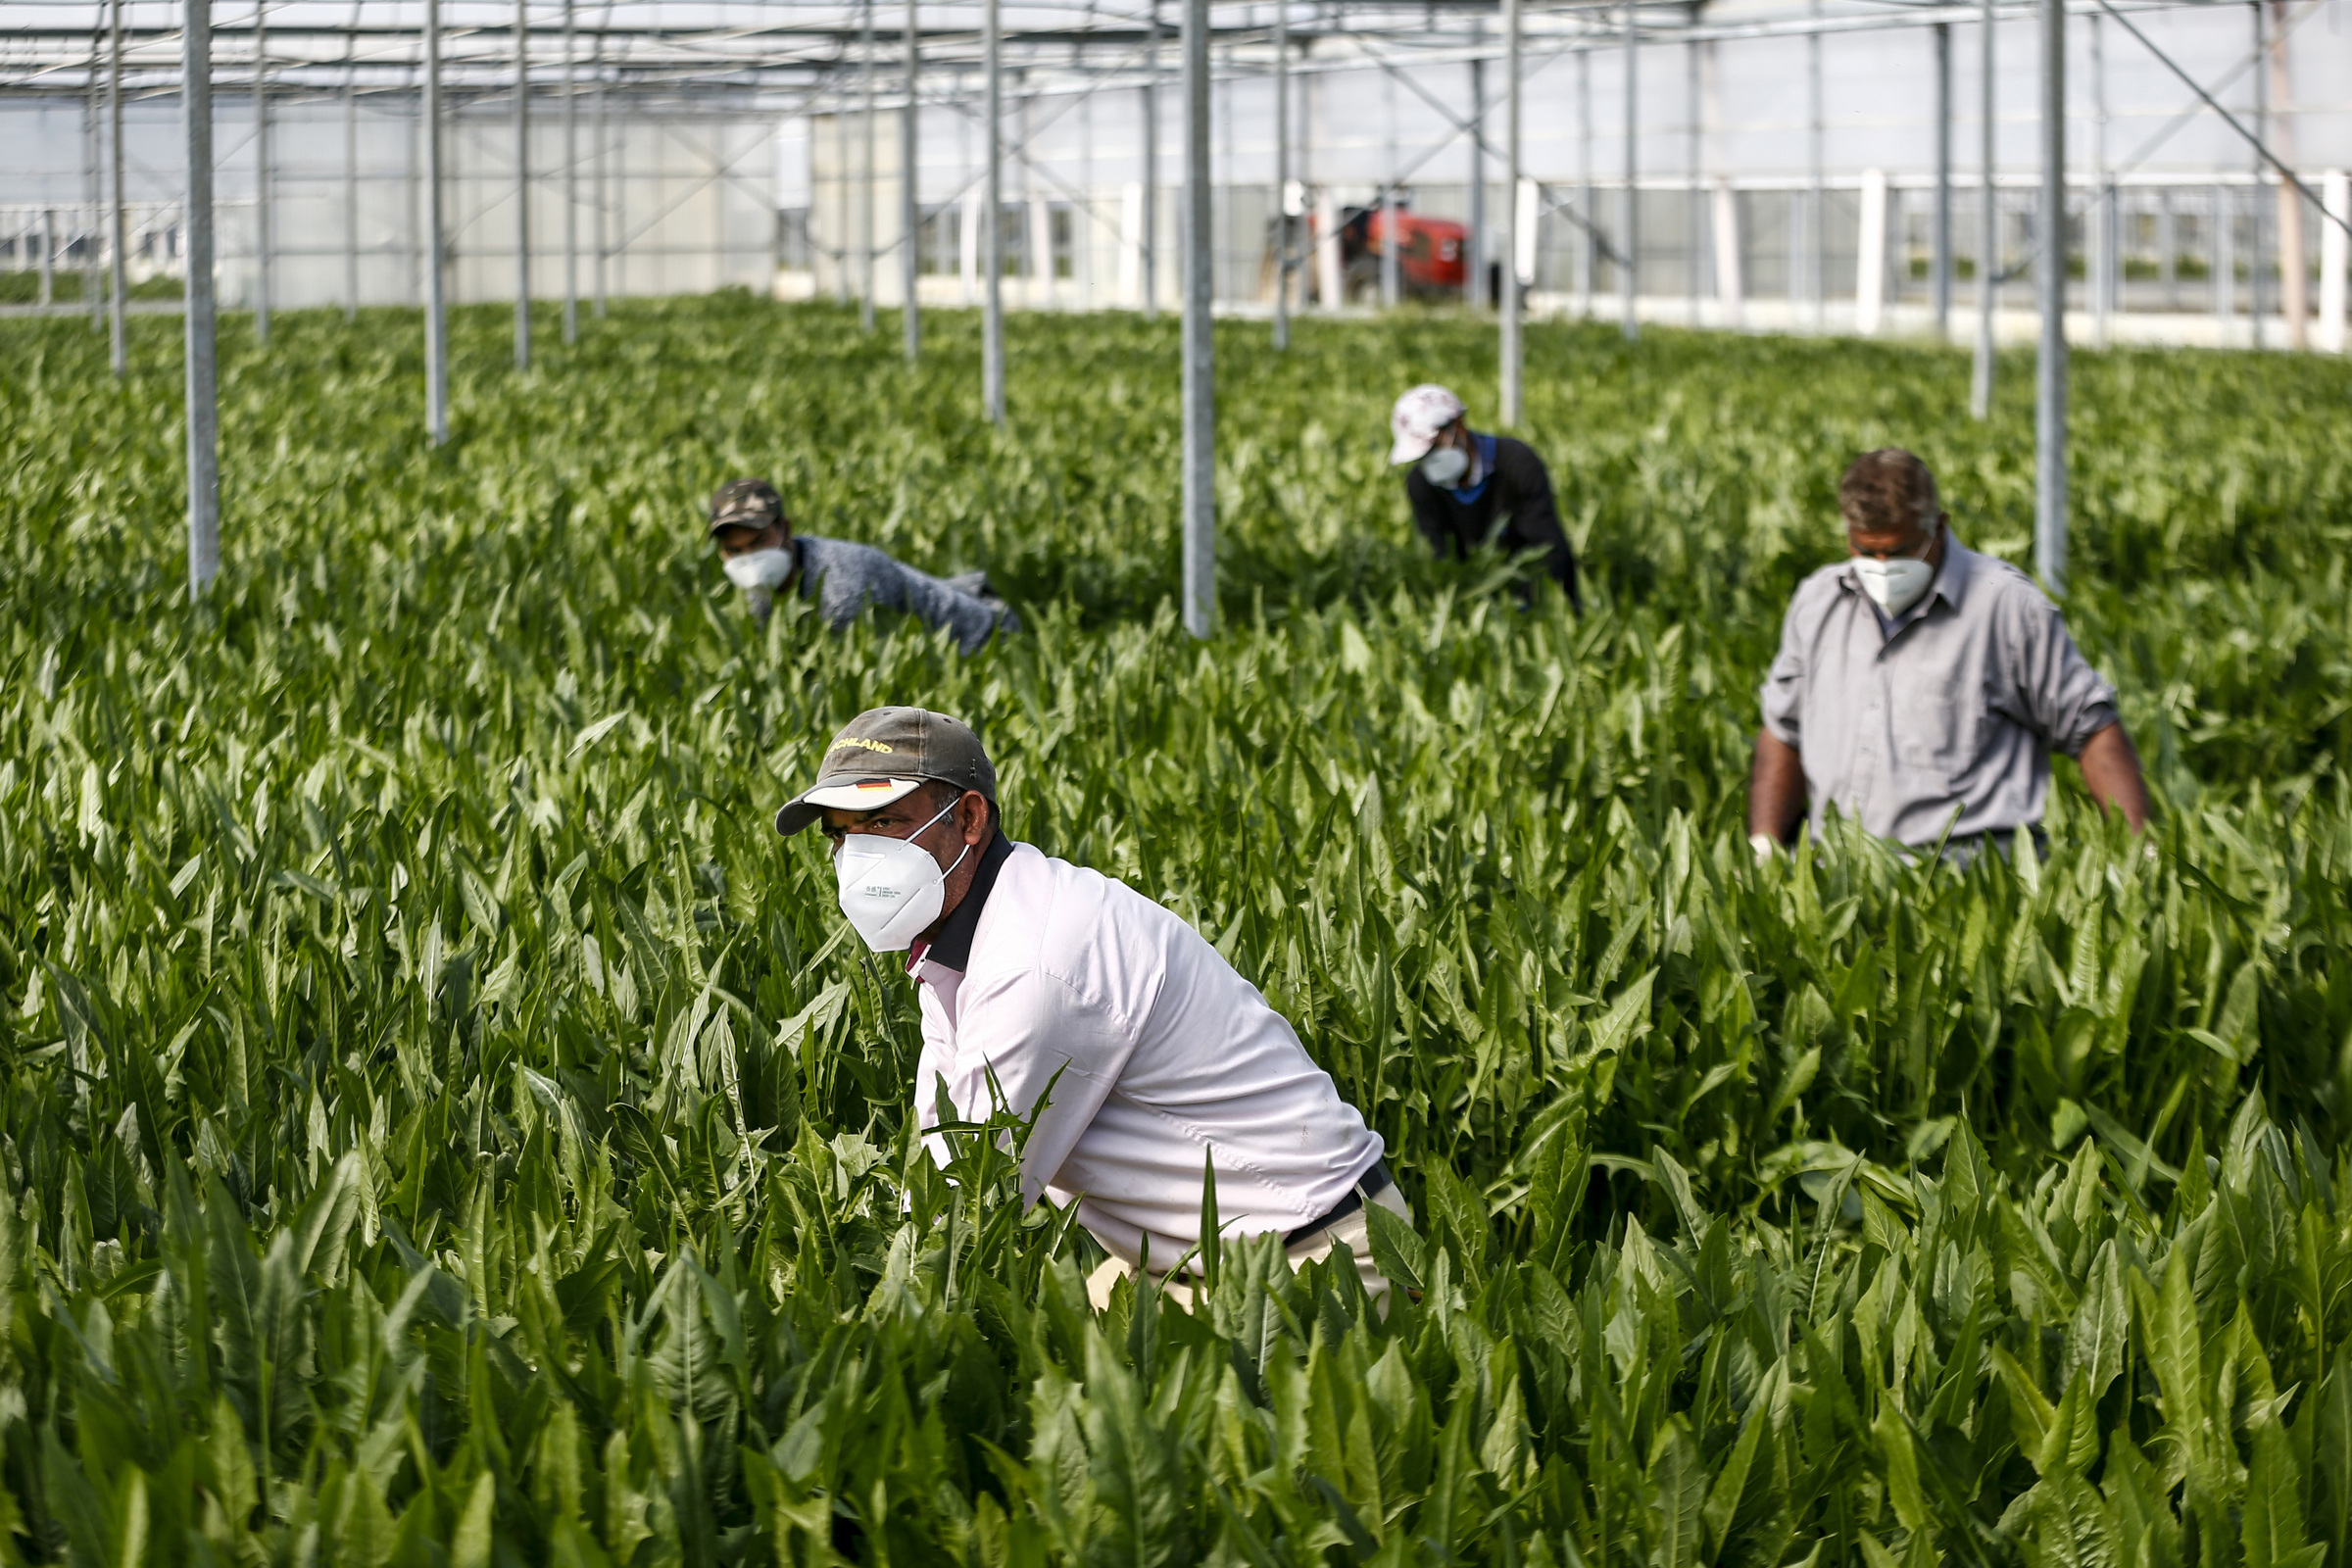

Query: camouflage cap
<box><xmin>774</xmin><ymin>708</ymin><xmax>998</xmax><ymax>836</ymax></box>
<box><xmin>709</xmin><ymin>478</ymin><xmax>786</xmax><ymax>536</ymax></box>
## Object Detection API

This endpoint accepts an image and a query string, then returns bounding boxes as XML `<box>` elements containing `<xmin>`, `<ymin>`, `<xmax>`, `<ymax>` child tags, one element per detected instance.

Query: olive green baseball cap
<box><xmin>774</xmin><ymin>707</ymin><xmax>998</xmax><ymax>835</ymax></box>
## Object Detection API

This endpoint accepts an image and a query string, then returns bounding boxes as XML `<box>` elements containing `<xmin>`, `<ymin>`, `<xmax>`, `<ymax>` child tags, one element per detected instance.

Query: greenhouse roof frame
<box><xmin>0</xmin><ymin>0</ymin><xmax>2202</xmax><ymax>104</ymax></box>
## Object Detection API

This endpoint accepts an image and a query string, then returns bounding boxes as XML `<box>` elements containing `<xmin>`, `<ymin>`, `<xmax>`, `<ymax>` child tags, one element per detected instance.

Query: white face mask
<box><xmin>1419</xmin><ymin>444</ymin><xmax>1471</xmax><ymax>489</ymax></box>
<box><xmin>1851</xmin><ymin>547</ymin><xmax>1936</xmax><ymax>618</ymax></box>
<box><xmin>723</xmin><ymin>547</ymin><xmax>794</xmax><ymax>592</ymax></box>
<box><xmin>832</xmin><ymin>798</ymin><xmax>972</xmax><ymax>953</ymax></box>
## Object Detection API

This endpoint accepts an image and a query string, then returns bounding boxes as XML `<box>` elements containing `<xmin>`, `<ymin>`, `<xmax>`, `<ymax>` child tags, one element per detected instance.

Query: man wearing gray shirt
<box><xmin>707</xmin><ymin>479</ymin><xmax>1015</xmax><ymax>656</ymax></box>
<box><xmin>1747</xmin><ymin>449</ymin><xmax>2150</xmax><ymax>859</ymax></box>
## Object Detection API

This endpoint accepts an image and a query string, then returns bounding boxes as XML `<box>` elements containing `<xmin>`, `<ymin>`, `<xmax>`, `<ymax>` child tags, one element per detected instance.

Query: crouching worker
<box><xmin>775</xmin><ymin>706</ymin><xmax>1406</xmax><ymax>1311</ymax></box>
<box><xmin>708</xmin><ymin>479</ymin><xmax>1016</xmax><ymax>655</ymax></box>
<box><xmin>1389</xmin><ymin>383</ymin><xmax>1582</xmax><ymax>612</ymax></box>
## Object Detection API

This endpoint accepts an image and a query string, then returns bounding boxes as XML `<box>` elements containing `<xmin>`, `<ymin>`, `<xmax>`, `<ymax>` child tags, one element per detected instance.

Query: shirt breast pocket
<box><xmin>1893</xmin><ymin>668</ymin><xmax>1977</xmax><ymax>772</ymax></box>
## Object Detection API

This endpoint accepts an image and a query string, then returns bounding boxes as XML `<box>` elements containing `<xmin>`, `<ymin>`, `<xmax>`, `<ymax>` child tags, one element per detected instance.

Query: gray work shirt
<box><xmin>1759</xmin><ymin>535</ymin><xmax>2119</xmax><ymax>847</ymax></box>
<box><xmin>791</xmin><ymin>534</ymin><xmax>1012</xmax><ymax>656</ymax></box>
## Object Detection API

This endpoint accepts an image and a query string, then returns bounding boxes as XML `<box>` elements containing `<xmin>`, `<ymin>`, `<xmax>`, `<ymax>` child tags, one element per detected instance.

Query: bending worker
<box><xmin>775</xmin><ymin>707</ymin><xmax>1405</xmax><ymax>1311</ymax></box>
<box><xmin>1749</xmin><ymin>449</ymin><xmax>2151</xmax><ymax>860</ymax></box>
<box><xmin>1388</xmin><ymin>384</ymin><xmax>1582</xmax><ymax>611</ymax></box>
<box><xmin>708</xmin><ymin>478</ymin><xmax>1015</xmax><ymax>654</ymax></box>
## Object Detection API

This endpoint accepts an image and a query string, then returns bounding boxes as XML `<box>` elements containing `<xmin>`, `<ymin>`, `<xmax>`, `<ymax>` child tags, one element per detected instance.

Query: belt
<box><xmin>1284</xmin><ymin>1159</ymin><xmax>1394</xmax><ymax>1248</ymax></box>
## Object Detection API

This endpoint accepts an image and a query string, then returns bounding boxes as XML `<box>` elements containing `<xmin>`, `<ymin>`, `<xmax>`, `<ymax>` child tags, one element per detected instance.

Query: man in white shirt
<box><xmin>774</xmin><ymin>706</ymin><xmax>1406</xmax><ymax>1310</ymax></box>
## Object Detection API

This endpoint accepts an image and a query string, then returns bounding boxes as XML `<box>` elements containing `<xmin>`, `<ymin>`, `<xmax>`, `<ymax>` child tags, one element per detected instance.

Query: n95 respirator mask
<box><xmin>723</xmin><ymin>548</ymin><xmax>795</xmax><ymax>591</ymax></box>
<box><xmin>834</xmin><ymin>798</ymin><xmax>971</xmax><ymax>953</ymax></box>
<box><xmin>1419</xmin><ymin>445</ymin><xmax>1471</xmax><ymax>489</ymax></box>
<box><xmin>1852</xmin><ymin>554</ymin><xmax>1935</xmax><ymax>618</ymax></box>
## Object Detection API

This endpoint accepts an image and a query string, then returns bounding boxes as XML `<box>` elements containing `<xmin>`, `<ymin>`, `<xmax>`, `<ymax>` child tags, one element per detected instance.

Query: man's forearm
<box><xmin>2076</xmin><ymin>721</ymin><xmax>2152</xmax><ymax>833</ymax></box>
<box><xmin>1747</xmin><ymin>730</ymin><xmax>1807</xmax><ymax>846</ymax></box>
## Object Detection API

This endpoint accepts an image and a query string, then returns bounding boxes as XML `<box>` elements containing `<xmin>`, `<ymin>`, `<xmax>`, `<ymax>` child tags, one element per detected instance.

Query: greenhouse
<box><xmin>4</xmin><ymin>0</ymin><xmax>2352</xmax><ymax>1562</ymax></box>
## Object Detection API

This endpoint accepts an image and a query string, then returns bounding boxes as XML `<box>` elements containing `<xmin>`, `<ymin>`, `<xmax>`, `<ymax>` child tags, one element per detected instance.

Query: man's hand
<box><xmin>2076</xmin><ymin>721</ymin><xmax>2152</xmax><ymax>833</ymax></box>
<box><xmin>1747</xmin><ymin>731</ymin><xmax>1807</xmax><ymax>853</ymax></box>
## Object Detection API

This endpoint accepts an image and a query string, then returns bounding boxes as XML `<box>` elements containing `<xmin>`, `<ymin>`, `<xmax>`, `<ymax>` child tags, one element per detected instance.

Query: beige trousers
<box><xmin>1084</xmin><ymin>1185</ymin><xmax>1412</xmax><ymax>1313</ymax></box>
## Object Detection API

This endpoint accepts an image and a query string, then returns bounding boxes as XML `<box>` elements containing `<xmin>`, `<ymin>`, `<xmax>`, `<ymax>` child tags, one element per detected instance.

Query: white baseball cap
<box><xmin>1389</xmin><ymin>384</ymin><xmax>1467</xmax><ymax>465</ymax></box>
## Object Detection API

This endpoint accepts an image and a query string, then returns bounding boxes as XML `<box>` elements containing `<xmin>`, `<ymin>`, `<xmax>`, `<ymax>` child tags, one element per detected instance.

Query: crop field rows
<box><xmin>3</xmin><ymin>295</ymin><xmax>2351</xmax><ymax>1565</ymax></box>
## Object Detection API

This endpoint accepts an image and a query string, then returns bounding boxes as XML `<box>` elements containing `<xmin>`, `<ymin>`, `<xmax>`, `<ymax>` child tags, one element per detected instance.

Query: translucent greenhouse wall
<box><xmin>7</xmin><ymin>0</ymin><xmax>2352</xmax><ymax>345</ymax></box>
<box><xmin>1</xmin><ymin>88</ymin><xmax>774</xmax><ymax>311</ymax></box>
<box><xmin>786</xmin><ymin>0</ymin><xmax>2352</xmax><ymax>346</ymax></box>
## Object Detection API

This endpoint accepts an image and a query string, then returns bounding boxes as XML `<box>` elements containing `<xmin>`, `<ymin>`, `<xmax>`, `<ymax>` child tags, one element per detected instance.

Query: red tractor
<box><xmin>1321</xmin><ymin>203</ymin><xmax>1472</xmax><ymax>302</ymax></box>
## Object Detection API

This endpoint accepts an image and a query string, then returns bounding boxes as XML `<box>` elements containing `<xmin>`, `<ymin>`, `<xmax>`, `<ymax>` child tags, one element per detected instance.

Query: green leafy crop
<box><xmin>1</xmin><ymin>294</ymin><xmax>2348</xmax><ymax>1564</ymax></box>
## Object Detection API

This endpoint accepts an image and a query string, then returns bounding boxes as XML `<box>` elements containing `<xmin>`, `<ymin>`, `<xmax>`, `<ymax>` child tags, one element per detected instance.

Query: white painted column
<box><xmin>1118</xmin><ymin>180</ymin><xmax>1144</xmax><ymax>305</ymax></box>
<box><xmin>2319</xmin><ymin>170</ymin><xmax>2347</xmax><ymax>354</ymax></box>
<box><xmin>1856</xmin><ymin>169</ymin><xmax>1887</xmax><ymax>334</ymax></box>
<box><xmin>1513</xmin><ymin>177</ymin><xmax>1538</xmax><ymax>303</ymax></box>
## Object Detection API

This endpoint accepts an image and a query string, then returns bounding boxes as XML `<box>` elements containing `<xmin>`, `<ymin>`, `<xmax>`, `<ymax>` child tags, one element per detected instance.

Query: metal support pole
<box><xmin>1468</xmin><ymin>32</ymin><xmax>1485</xmax><ymax>314</ymax></box>
<box><xmin>2090</xmin><ymin>13</ymin><xmax>2109</xmax><ymax>346</ymax></box>
<box><xmin>1934</xmin><ymin>22</ymin><xmax>1952</xmax><ymax>336</ymax></box>
<box><xmin>1142</xmin><ymin>0</ymin><xmax>1158</xmax><ymax>318</ymax></box>
<box><xmin>38</xmin><ymin>209</ymin><xmax>53</xmax><ymax>308</ymax></box>
<box><xmin>903</xmin><ymin>0</ymin><xmax>921</xmax><ymax>361</ymax></box>
<box><xmin>185</xmin><ymin>0</ymin><xmax>220</xmax><ymax>598</ymax></box>
<box><xmin>1501</xmin><ymin>0</ymin><xmax>1522</xmax><ymax>422</ymax></box>
<box><xmin>1577</xmin><ymin>46</ymin><xmax>1592</xmax><ymax>317</ymax></box>
<box><xmin>343</xmin><ymin>49</ymin><xmax>359</xmax><ymax>319</ymax></box>
<box><xmin>593</xmin><ymin>38</ymin><xmax>607</xmax><ymax>317</ymax></box>
<box><xmin>2268</xmin><ymin>0</ymin><xmax>2305</xmax><ymax>349</ymax></box>
<box><xmin>1180</xmin><ymin>0</ymin><xmax>1213</xmax><ymax>639</ymax></box>
<box><xmin>424</xmin><ymin>0</ymin><xmax>449</xmax><ymax>444</ymax></box>
<box><xmin>860</xmin><ymin>0</ymin><xmax>878</xmax><ymax>333</ymax></box>
<box><xmin>1971</xmin><ymin>0</ymin><xmax>1996</xmax><ymax>418</ymax></box>
<box><xmin>1806</xmin><ymin>0</ymin><xmax>1823</xmax><ymax>329</ymax></box>
<box><xmin>563</xmin><ymin>0</ymin><xmax>576</xmax><ymax>343</ymax></box>
<box><xmin>1381</xmin><ymin>89</ymin><xmax>1401</xmax><ymax>314</ymax></box>
<box><xmin>514</xmin><ymin>0</ymin><xmax>531</xmax><ymax>370</ymax></box>
<box><xmin>1621</xmin><ymin>3</ymin><xmax>1639</xmax><ymax>340</ymax></box>
<box><xmin>1686</xmin><ymin>34</ymin><xmax>1700</xmax><ymax>326</ymax></box>
<box><xmin>1379</xmin><ymin>145</ymin><xmax>1400</xmax><ymax>310</ymax></box>
<box><xmin>109</xmin><ymin>0</ymin><xmax>126</xmax><ymax>374</ymax></box>
<box><xmin>254</xmin><ymin>2</ymin><xmax>270</xmax><ymax>344</ymax></box>
<box><xmin>983</xmin><ymin>0</ymin><xmax>1004</xmax><ymax>420</ymax></box>
<box><xmin>2035</xmin><ymin>0</ymin><xmax>2067</xmax><ymax>593</ymax></box>
<box><xmin>1274</xmin><ymin>0</ymin><xmax>1292</xmax><ymax>346</ymax></box>
<box><xmin>86</xmin><ymin>77</ymin><xmax>102</xmax><ymax>326</ymax></box>
<box><xmin>2249</xmin><ymin>0</ymin><xmax>2267</xmax><ymax>349</ymax></box>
